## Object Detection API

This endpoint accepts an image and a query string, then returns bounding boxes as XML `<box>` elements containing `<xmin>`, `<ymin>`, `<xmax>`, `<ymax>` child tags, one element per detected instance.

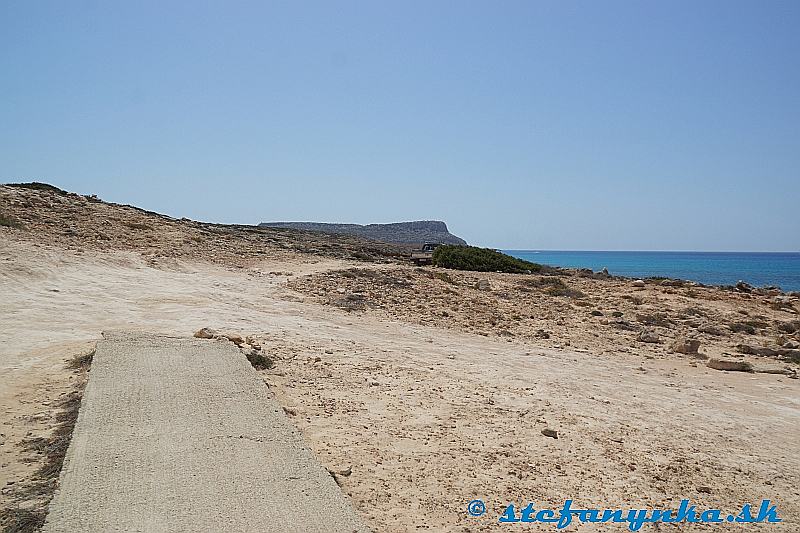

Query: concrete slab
<box><xmin>42</xmin><ymin>332</ymin><xmax>369</xmax><ymax>532</ymax></box>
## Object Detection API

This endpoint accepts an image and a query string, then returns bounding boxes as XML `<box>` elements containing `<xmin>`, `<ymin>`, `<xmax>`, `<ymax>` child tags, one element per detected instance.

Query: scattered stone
<box><xmin>770</xmin><ymin>296</ymin><xmax>796</xmax><ymax>312</ymax></box>
<box><xmin>591</xmin><ymin>310</ymin><xmax>604</xmax><ymax>316</ymax></box>
<box><xmin>707</xmin><ymin>359</ymin><xmax>753</xmax><ymax>372</ymax></box>
<box><xmin>595</xmin><ymin>268</ymin><xmax>610</xmax><ymax>279</ymax></box>
<box><xmin>632</xmin><ymin>280</ymin><xmax>646</xmax><ymax>288</ymax></box>
<box><xmin>541</xmin><ymin>428</ymin><xmax>559</xmax><ymax>439</ymax></box>
<box><xmin>224</xmin><ymin>334</ymin><xmax>245</xmax><ymax>346</ymax></box>
<box><xmin>736</xmin><ymin>344</ymin><xmax>779</xmax><ymax>357</ymax></box>
<box><xmin>697</xmin><ymin>324</ymin><xmax>725</xmax><ymax>336</ymax></box>
<box><xmin>193</xmin><ymin>327</ymin><xmax>218</xmax><ymax>339</ymax></box>
<box><xmin>753</xmin><ymin>366</ymin><xmax>798</xmax><ymax>378</ymax></box>
<box><xmin>777</xmin><ymin>320</ymin><xmax>800</xmax><ymax>334</ymax></box>
<box><xmin>735</xmin><ymin>281</ymin><xmax>754</xmax><ymax>293</ymax></box>
<box><xmin>638</xmin><ymin>330</ymin><xmax>660</xmax><ymax>343</ymax></box>
<box><xmin>611</xmin><ymin>320</ymin><xmax>637</xmax><ymax>331</ymax></box>
<box><xmin>326</xmin><ymin>468</ymin><xmax>344</xmax><ymax>487</ymax></box>
<box><xmin>697</xmin><ymin>486</ymin><xmax>712</xmax><ymax>494</ymax></box>
<box><xmin>475</xmin><ymin>279</ymin><xmax>491</xmax><ymax>291</ymax></box>
<box><xmin>671</xmin><ymin>337</ymin><xmax>701</xmax><ymax>355</ymax></box>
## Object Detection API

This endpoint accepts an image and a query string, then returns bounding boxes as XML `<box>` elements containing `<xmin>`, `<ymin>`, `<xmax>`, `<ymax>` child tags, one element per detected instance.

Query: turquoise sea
<box><xmin>504</xmin><ymin>251</ymin><xmax>800</xmax><ymax>292</ymax></box>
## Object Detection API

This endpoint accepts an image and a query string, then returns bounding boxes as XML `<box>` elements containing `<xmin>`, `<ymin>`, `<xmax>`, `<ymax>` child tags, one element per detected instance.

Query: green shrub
<box><xmin>432</xmin><ymin>245</ymin><xmax>543</xmax><ymax>274</ymax></box>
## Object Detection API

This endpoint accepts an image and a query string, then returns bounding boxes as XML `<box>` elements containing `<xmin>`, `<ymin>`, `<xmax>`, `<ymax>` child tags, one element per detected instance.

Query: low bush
<box><xmin>246</xmin><ymin>351</ymin><xmax>273</xmax><ymax>370</ymax></box>
<box><xmin>432</xmin><ymin>245</ymin><xmax>543</xmax><ymax>274</ymax></box>
<box><xmin>636</xmin><ymin>312</ymin><xmax>673</xmax><ymax>327</ymax></box>
<box><xmin>728</xmin><ymin>319</ymin><xmax>767</xmax><ymax>334</ymax></box>
<box><xmin>518</xmin><ymin>276</ymin><xmax>585</xmax><ymax>298</ymax></box>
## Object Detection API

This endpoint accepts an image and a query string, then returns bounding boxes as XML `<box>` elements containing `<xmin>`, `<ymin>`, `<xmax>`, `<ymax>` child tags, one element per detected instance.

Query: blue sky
<box><xmin>1</xmin><ymin>1</ymin><xmax>798</xmax><ymax>251</ymax></box>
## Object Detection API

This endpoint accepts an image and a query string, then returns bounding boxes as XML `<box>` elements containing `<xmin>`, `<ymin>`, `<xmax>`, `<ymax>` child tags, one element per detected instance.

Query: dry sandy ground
<box><xmin>1</xmin><ymin>239</ymin><xmax>798</xmax><ymax>531</ymax></box>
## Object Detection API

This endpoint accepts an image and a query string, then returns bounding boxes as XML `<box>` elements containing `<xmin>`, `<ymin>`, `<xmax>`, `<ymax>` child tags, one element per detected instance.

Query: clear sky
<box><xmin>1</xmin><ymin>1</ymin><xmax>798</xmax><ymax>251</ymax></box>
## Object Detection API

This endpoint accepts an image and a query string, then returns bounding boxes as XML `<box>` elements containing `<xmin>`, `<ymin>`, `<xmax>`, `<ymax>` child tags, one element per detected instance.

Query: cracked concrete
<box><xmin>42</xmin><ymin>331</ymin><xmax>369</xmax><ymax>533</ymax></box>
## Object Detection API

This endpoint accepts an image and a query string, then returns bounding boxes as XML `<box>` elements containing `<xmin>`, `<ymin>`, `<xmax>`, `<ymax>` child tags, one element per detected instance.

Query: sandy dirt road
<box><xmin>41</xmin><ymin>331</ymin><xmax>368</xmax><ymax>533</ymax></box>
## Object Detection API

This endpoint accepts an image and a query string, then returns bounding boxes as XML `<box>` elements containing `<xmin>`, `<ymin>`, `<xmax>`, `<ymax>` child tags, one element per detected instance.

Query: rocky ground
<box><xmin>0</xmin><ymin>183</ymin><xmax>407</xmax><ymax>266</ymax></box>
<box><xmin>287</xmin><ymin>266</ymin><xmax>800</xmax><ymax>374</ymax></box>
<box><xmin>2</xmin><ymin>183</ymin><xmax>798</xmax><ymax>531</ymax></box>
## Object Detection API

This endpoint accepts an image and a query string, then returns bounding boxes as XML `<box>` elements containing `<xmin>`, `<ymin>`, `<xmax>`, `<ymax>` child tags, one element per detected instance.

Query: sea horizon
<box><xmin>504</xmin><ymin>249</ymin><xmax>800</xmax><ymax>254</ymax></box>
<box><xmin>504</xmin><ymin>250</ymin><xmax>800</xmax><ymax>292</ymax></box>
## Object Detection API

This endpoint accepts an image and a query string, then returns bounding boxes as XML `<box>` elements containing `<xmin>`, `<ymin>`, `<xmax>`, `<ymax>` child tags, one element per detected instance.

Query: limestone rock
<box><xmin>697</xmin><ymin>324</ymin><xmax>725</xmax><ymax>336</ymax></box>
<box><xmin>638</xmin><ymin>330</ymin><xmax>660</xmax><ymax>343</ymax></box>
<box><xmin>193</xmin><ymin>327</ymin><xmax>218</xmax><ymax>339</ymax></box>
<box><xmin>475</xmin><ymin>279</ymin><xmax>491</xmax><ymax>291</ymax></box>
<box><xmin>224</xmin><ymin>333</ymin><xmax>245</xmax><ymax>346</ymax></box>
<box><xmin>707</xmin><ymin>359</ymin><xmax>753</xmax><ymax>372</ymax></box>
<box><xmin>671</xmin><ymin>337</ymin><xmax>701</xmax><ymax>354</ymax></box>
<box><xmin>541</xmin><ymin>428</ymin><xmax>558</xmax><ymax>439</ymax></box>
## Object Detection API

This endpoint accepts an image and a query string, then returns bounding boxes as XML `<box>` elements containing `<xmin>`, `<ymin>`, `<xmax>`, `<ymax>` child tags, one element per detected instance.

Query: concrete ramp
<box><xmin>43</xmin><ymin>332</ymin><xmax>369</xmax><ymax>533</ymax></box>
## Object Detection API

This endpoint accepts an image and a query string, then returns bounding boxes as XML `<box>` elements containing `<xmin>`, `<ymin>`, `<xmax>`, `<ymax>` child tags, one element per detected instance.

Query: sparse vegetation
<box><xmin>432</xmin><ymin>245</ymin><xmax>543</xmax><ymax>274</ymax></box>
<box><xmin>622</xmin><ymin>294</ymin><xmax>644</xmax><ymax>305</ymax></box>
<box><xmin>518</xmin><ymin>276</ymin><xmax>586</xmax><ymax>298</ymax></box>
<box><xmin>0</xmin><ymin>212</ymin><xmax>22</xmax><ymax>228</ymax></box>
<box><xmin>67</xmin><ymin>349</ymin><xmax>95</xmax><ymax>370</ymax></box>
<box><xmin>636</xmin><ymin>312</ymin><xmax>673</xmax><ymax>327</ymax></box>
<box><xmin>683</xmin><ymin>306</ymin><xmax>709</xmax><ymax>317</ymax></box>
<box><xmin>778</xmin><ymin>320</ymin><xmax>800</xmax><ymax>334</ymax></box>
<box><xmin>340</xmin><ymin>268</ymin><xmax>412</xmax><ymax>288</ymax></box>
<box><xmin>420</xmin><ymin>270</ymin><xmax>456</xmax><ymax>284</ymax></box>
<box><xmin>245</xmin><ymin>350</ymin><xmax>273</xmax><ymax>370</ymax></box>
<box><xmin>122</xmin><ymin>221</ymin><xmax>153</xmax><ymax>231</ymax></box>
<box><xmin>728</xmin><ymin>318</ymin><xmax>768</xmax><ymax>335</ymax></box>
<box><xmin>6</xmin><ymin>182</ymin><xmax>69</xmax><ymax>195</ymax></box>
<box><xmin>1</xmin><ymin>355</ymin><xmax>91</xmax><ymax>533</ymax></box>
<box><xmin>729</xmin><ymin>322</ymin><xmax>756</xmax><ymax>334</ymax></box>
<box><xmin>728</xmin><ymin>319</ymin><xmax>769</xmax><ymax>335</ymax></box>
<box><xmin>333</xmin><ymin>293</ymin><xmax>368</xmax><ymax>312</ymax></box>
<box><xmin>0</xmin><ymin>506</ymin><xmax>46</xmax><ymax>533</ymax></box>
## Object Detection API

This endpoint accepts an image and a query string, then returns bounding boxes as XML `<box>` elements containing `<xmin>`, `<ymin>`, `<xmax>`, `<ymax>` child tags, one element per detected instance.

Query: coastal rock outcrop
<box><xmin>259</xmin><ymin>220</ymin><xmax>467</xmax><ymax>246</ymax></box>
